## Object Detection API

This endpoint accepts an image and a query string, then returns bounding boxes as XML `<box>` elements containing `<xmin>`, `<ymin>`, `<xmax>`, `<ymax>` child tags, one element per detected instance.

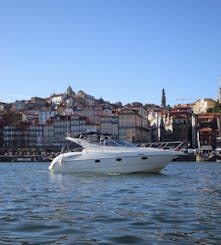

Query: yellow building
<box><xmin>118</xmin><ymin>108</ymin><xmax>150</xmax><ymax>143</ymax></box>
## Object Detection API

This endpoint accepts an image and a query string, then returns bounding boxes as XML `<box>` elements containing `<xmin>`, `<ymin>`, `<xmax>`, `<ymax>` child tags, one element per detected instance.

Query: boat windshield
<box><xmin>103</xmin><ymin>139</ymin><xmax>136</xmax><ymax>147</ymax></box>
<box><xmin>69</xmin><ymin>133</ymin><xmax>136</xmax><ymax>148</ymax></box>
<box><xmin>115</xmin><ymin>139</ymin><xmax>136</xmax><ymax>147</ymax></box>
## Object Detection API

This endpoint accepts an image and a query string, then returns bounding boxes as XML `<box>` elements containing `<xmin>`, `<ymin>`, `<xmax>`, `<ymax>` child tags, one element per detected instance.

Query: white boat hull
<box><xmin>49</xmin><ymin>148</ymin><xmax>179</xmax><ymax>174</ymax></box>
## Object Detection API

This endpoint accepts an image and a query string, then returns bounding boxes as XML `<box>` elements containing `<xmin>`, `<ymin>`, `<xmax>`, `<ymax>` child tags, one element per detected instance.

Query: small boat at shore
<box><xmin>48</xmin><ymin>134</ymin><xmax>183</xmax><ymax>174</ymax></box>
<box><xmin>195</xmin><ymin>146</ymin><xmax>216</xmax><ymax>162</ymax></box>
<box><xmin>215</xmin><ymin>148</ymin><xmax>221</xmax><ymax>162</ymax></box>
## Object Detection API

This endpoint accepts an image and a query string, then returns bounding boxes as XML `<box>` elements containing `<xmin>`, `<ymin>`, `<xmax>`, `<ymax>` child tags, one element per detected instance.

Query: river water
<box><xmin>0</xmin><ymin>161</ymin><xmax>220</xmax><ymax>244</ymax></box>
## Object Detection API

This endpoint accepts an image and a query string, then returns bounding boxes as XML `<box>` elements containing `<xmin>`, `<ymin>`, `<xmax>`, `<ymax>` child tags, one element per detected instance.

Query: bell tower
<box><xmin>161</xmin><ymin>88</ymin><xmax>166</xmax><ymax>107</ymax></box>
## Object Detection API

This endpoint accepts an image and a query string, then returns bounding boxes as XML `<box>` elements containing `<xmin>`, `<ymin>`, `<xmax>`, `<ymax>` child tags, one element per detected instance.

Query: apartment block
<box><xmin>100</xmin><ymin>115</ymin><xmax>119</xmax><ymax>137</ymax></box>
<box><xmin>119</xmin><ymin>108</ymin><xmax>150</xmax><ymax>143</ymax></box>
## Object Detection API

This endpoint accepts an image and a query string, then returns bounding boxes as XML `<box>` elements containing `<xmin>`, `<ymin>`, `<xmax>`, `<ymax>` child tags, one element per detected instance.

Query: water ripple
<box><xmin>0</xmin><ymin>162</ymin><xmax>221</xmax><ymax>244</ymax></box>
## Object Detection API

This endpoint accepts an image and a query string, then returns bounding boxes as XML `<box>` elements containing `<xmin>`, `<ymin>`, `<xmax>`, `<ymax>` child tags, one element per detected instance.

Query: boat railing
<box><xmin>138</xmin><ymin>141</ymin><xmax>189</xmax><ymax>151</ymax></box>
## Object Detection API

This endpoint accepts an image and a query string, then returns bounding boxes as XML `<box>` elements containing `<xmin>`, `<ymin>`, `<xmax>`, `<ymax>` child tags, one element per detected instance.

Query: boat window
<box><xmin>63</xmin><ymin>140</ymin><xmax>83</xmax><ymax>152</ymax></box>
<box><xmin>94</xmin><ymin>159</ymin><xmax>100</xmax><ymax>163</ymax></box>
<box><xmin>103</xmin><ymin>140</ymin><xmax>122</xmax><ymax>147</ymax></box>
<box><xmin>115</xmin><ymin>139</ymin><xmax>136</xmax><ymax>147</ymax></box>
<box><xmin>116</xmin><ymin>158</ymin><xmax>122</xmax><ymax>161</ymax></box>
<box><xmin>141</xmin><ymin>156</ymin><xmax>148</xmax><ymax>160</ymax></box>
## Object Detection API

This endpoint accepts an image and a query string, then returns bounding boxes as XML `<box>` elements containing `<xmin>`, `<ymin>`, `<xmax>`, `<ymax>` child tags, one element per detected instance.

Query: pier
<box><xmin>0</xmin><ymin>147</ymin><xmax>61</xmax><ymax>162</ymax></box>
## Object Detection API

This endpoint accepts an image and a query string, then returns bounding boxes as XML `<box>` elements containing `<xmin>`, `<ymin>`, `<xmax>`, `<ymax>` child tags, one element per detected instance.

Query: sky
<box><xmin>0</xmin><ymin>0</ymin><xmax>221</xmax><ymax>106</ymax></box>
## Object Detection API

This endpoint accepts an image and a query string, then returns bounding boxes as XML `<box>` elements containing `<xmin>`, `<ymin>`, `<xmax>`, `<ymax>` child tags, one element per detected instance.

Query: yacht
<box><xmin>48</xmin><ymin>134</ymin><xmax>183</xmax><ymax>174</ymax></box>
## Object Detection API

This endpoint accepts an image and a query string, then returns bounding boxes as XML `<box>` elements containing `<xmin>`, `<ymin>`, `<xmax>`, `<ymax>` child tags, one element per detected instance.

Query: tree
<box><xmin>207</xmin><ymin>102</ymin><xmax>221</xmax><ymax>113</ymax></box>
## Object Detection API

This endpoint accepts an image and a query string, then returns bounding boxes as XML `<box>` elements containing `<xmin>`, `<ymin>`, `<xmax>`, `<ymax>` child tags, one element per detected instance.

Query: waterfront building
<box><xmin>148</xmin><ymin>105</ymin><xmax>193</xmax><ymax>144</ymax></box>
<box><xmin>170</xmin><ymin>105</ymin><xmax>193</xmax><ymax>143</ymax></box>
<box><xmin>24</xmin><ymin>122</ymin><xmax>55</xmax><ymax>147</ymax></box>
<box><xmin>3</xmin><ymin>123</ymin><xmax>29</xmax><ymax>148</ymax></box>
<box><xmin>53</xmin><ymin>115</ymin><xmax>69</xmax><ymax>145</ymax></box>
<box><xmin>100</xmin><ymin>114</ymin><xmax>119</xmax><ymax>137</ymax></box>
<box><xmin>29</xmin><ymin>124</ymin><xmax>44</xmax><ymax>146</ymax></box>
<box><xmin>198</xmin><ymin>127</ymin><xmax>216</xmax><ymax>149</ymax></box>
<box><xmin>160</xmin><ymin>110</ymin><xmax>173</xmax><ymax>141</ymax></box>
<box><xmin>147</xmin><ymin>108</ymin><xmax>173</xmax><ymax>143</ymax></box>
<box><xmin>147</xmin><ymin>109</ymin><xmax>162</xmax><ymax>142</ymax></box>
<box><xmin>195</xmin><ymin>113</ymin><xmax>219</xmax><ymax>149</ymax></box>
<box><xmin>2</xmin><ymin>83</ymin><xmax>221</xmax><ymax>151</ymax></box>
<box><xmin>0</xmin><ymin>113</ymin><xmax>24</xmax><ymax>147</ymax></box>
<box><xmin>118</xmin><ymin>108</ymin><xmax>150</xmax><ymax>143</ymax></box>
<box><xmin>69</xmin><ymin>115</ymin><xmax>87</xmax><ymax>137</ymax></box>
<box><xmin>42</xmin><ymin>123</ymin><xmax>55</xmax><ymax>146</ymax></box>
<box><xmin>76</xmin><ymin>105</ymin><xmax>105</xmax><ymax>126</ymax></box>
<box><xmin>53</xmin><ymin>114</ymin><xmax>87</xmax><ymax>145</ymax></box>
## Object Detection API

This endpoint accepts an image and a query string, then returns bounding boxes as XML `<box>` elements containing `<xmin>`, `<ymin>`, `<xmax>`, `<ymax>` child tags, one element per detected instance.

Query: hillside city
<box><xmin>1</xmin><ymin>85</ymin><xmax>221</xmax><ymax>159</ymax></box>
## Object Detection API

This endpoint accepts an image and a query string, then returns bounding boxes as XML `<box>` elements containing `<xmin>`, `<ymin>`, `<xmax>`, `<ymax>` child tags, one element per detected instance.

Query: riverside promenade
<box><xmin>0</xmin><ymin>147</ymin><xmax>61</xmax><ymax>162</ymax></box>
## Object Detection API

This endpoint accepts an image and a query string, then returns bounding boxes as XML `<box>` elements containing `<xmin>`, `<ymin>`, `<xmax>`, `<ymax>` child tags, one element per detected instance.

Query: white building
<box><xmin>39</xmin><ymin>110</ymin><xmax>58</xmax><ymax>124</ymax></box>
<box><xmin>50</xmin><ymin>93</ymin><xmax>64</xmax><ymax>105</ymax></box>
<box><xmin>192</xmin><ymin>98</ymin><xmax>216</xmax><ymax>114</ymax></box>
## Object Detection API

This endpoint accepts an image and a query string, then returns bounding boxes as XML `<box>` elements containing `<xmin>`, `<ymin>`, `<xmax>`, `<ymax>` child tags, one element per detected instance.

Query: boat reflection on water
<box><xmin>48</xmin><ymin>133</ymin><xmax>183</xmax><ymax>174</ymax></box>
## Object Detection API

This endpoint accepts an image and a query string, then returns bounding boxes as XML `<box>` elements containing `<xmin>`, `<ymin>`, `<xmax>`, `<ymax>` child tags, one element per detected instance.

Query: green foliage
<box><xmin>207</xmin><ymin>102</ymin><xmax>221</xmax><ymax>112</ymax></box>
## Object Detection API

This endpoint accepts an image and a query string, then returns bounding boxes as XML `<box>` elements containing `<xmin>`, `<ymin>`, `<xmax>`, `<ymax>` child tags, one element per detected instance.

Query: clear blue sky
<box><xmin>0</xmin><ymin>0</ymin><xmax>221</xmax><ymax>106</ymax></box>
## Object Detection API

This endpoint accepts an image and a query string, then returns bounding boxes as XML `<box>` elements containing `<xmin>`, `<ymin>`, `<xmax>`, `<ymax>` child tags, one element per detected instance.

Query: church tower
<box><xmin>161</xmin><ymin>88</ymin><xmax>166</xmax><ymax>107</ymax></box>
<box><xmin>66</xmin><ymin>86</ymin><xmax>75</xmax><ymax>96</ymax></box>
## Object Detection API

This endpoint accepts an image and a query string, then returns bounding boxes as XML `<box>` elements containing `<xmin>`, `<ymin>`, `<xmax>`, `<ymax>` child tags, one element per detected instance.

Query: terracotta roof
<box><xmin>172</xmin><ymin>114</ymin><xmax>189</xmax><ymax>119</ymax></box>
<box><xmin>193</xmin><ymin>98</ymin><xmax>216</xmax><ymax>104</ymax></box>
<box><xmin>198</xmin><ymin>112</ymin><xmax>220</xmax><ymax>117</ymax></box>
<box><xmin>199</xmin><ymin>127</ymin><xmax>212</xmax><ymax>132</ymax></box>
<box><xmin>50</xmin><ymin>93</ymin><xmax>63</xmax><ymax>98</ymax></box>
<box><xmin>197</xmin><ymin>115</ymin><xmax>216</xmax><ymax>119</ymax></box>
